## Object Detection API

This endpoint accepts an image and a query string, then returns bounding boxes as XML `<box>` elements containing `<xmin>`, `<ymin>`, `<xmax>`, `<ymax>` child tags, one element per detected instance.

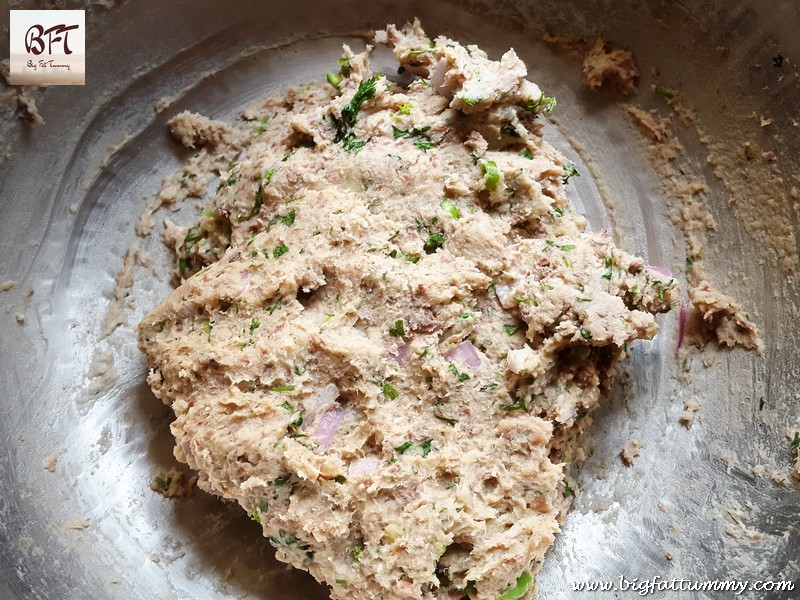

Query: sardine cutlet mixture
<box><xmin>137</xmin><ymin>20</ymin><xmax>677</xmax><ymax>600</ymax></box>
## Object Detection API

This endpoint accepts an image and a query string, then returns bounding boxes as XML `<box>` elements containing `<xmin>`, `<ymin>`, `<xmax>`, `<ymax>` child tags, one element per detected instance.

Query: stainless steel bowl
<box><xmin>1</xmin><ymin>1</ymin><xmax>797</xmax><ymax>598</ymax></box>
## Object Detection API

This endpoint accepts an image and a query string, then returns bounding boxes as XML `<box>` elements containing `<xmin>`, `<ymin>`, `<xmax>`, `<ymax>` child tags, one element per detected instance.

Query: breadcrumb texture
<box><xmin>688</xmin><ymin>280</ymin><xmax>763</xmax><ymax>353</ymax></box>
<box><xmin>150</xmin><ymin>467</ymin><xmax>198</xmax><ymax>498</ymax></box>
<box><xmin>582</xmin><ymin>38</ymin><xmax>639</xmax><ymax>95</ymax></box>
<box><xmin>137</xmin><ymin>21</ymin><xmax>677</xmax><ymax>600</ymax></box>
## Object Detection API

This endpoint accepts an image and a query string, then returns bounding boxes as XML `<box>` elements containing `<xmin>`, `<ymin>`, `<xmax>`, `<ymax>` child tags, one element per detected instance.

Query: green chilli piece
<box><xmin>562</xmin><ymin>163</ymin><xmax>580</xmax><ymax>184</ymax></box>
<box><xmin>499</xmin><ymin>571</ymin><xmax>533</xmax><ymax>600</ymax></box>
<box><xmin>480</xmin><ymin>160</ymin><xmax>500</xmax><ymax>191</ymax></box>
<box><xmin>327</xmin><ymin>72</ymin><xmax>343</xmax><ymax>89</ymax></box>
<box><xmin>440</xmin><ymin>198</ymin><xmax>461</xmax><ymax>219</ymax></box>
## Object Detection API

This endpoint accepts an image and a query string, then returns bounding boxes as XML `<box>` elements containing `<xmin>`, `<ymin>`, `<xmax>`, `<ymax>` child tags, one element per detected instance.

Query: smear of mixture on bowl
<box><xmin>137</xmin><ymin>20</ymin><xmax>678</xmax><ymax>600</ymax></box>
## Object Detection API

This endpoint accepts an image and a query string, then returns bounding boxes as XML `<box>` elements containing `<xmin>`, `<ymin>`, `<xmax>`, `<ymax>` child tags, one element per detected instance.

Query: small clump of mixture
<box><xmin>137</xmin><ymin>20</ymin><xmax>677</xmax><ymax>600</ymax></box>
<box><xmin>581</xmin><ymin>38</ymin><xmax>639</xmax><ymax>95</ymax></box>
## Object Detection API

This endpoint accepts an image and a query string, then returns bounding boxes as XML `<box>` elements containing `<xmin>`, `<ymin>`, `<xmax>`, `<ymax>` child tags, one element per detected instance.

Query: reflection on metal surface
<box><xmin>0</xmin><ymin>1</ymin><xmax>797</xmax><ymax>598</ymax></box>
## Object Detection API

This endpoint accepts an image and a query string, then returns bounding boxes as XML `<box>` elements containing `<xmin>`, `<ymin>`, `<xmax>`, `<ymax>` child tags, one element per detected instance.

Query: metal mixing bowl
<box><xmin>1</xmin><ymin>1</ymin><xmax>797</xmax><ymax>598</ymax></box>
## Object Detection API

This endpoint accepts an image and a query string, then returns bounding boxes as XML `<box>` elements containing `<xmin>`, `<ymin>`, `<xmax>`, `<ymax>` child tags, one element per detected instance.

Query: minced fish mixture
<box><xmin>137</xmin><ymin>20</ymin><xmax>678</xmax><ymax>600</ymax></box>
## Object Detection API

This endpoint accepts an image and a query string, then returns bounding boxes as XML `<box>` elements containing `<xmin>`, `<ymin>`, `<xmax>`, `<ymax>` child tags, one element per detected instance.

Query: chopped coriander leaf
<box><xmin>184</xmin><ymin>226</ymin><xmax>201</xmax><ymax>245</ymax></box>
<box><xmin>267</xmin><ymin>298</ymin><xmax>282</xmax><ymax>315</ymax></box>
<box><xmin>274</xmin><ymin>474</ymin><xmax>291</xmax><ymax>486</ymax></box>
<box><xmin>393</xmin><ymin>125</ymin><xmax>435</xmax><ymax>151</ymax></box>
<box><xmin>461</xmin><ymin>97</ymin><xmax>482</xmax><ymax>106</ymax></box>
<box><xmin>418</xmin><ymin>439</ymin><xmax>433</xmax><ymax>457</ymax></box>
<box><xmin>383</xmin><ymin>381</ymin><xmax>399</xmax><ymax>400</ymax></box>
<box><xmin>237</xmin><ymin>187</ymin><xmax>263</xmax><ymax>222</ymax></box>
<box><xmin>271</xmin><ymin>210</ymin><xmax>296</xmax><ymax>227</ymax></box>
<box><xmin>525</xmin><ymin>94</ymin><xmax>557</xmax><ymax>113</ymax></box>
<box><xmin>519</xmin><ymin>148</ymin><xmax>533</xmax><ymax>159</ymax></box>
<box><xmin>434</xmin><ymin>412</ymin><xmax>458</xmax><ymax>426</ymax></box>
<box><xmin>559</xmin><ymin>244</ymin><xmax>576</xmax><ymax>251</ymax></box>
<box><xmin>601</xmin><ymin>256</ymin><xmax>613</xmax><ymax>280</ymax></box>
<box><xmin>500</xmin><ymin>122</ymin><xmax>520</xmax><ymax>137</ymax></box>
<box><xmin>154</xmin><ymin>476</ymin><xmax>170</xmax><ymax>490</ymax></box>
<box><xmin>499</xmin><ymin>396</ymin><xmax>528</xmax><ymax>411</ymax></box>
<box><xmin>448</xmin><ymin>363</ymin><xmax>470</xmax><ymax>382</ymax></box>
<box><xmin>479</xmin><ymin>382</ymin><xmax>498</xmax><ymax>392</ymax></box>
<box><xmin>397</xmin><ymin>103</ymin><xmax>413</xmax><ymax>115</ymax></box>
<box><xmin>178</xmin><ymin>256</ymin><xmax>192</xmax><ymax>274</ymax></box>
<box><xmin>552</xmin><ymin>206</ymin><xmax>565</xmax><ymax>217</ymax></box>
<box><xmin>389</xmin><ymin>319</ymin><xmax>406</xmax><ymax>337</ymax></box>
<box><xmin>499</xmin><ymin>571</ymin><xmax>533</xmax><ymax>600</ymax></box>
<box><xmin>287</xmin><ymin>409</ymin><xmax>305</xmax><ymax>433</ymax></box>
<box><xmin>424</xmin><ymin>232</ymin><xmax>445</xmax><ymax>253</ymax></box>
<box><xmin>562</xmin><ymin>163</ymin><xmax>580</xmax><ymax>184</ymax></box>
<box><xmin>407</xmin><ymin>48</ymin><xmax>432</xmax><ymax>56</ymax></box>
<box><xmin>480</xmin><ymin>160</ymin><xmax>500</xmax><ymax>191</ymax></box>
<box><xmin>280</xmin><ymin>401</ymin><xmax>294</xmax><ymax>411</ymax></box>
<box><xmin>334</xmin><ymin>475</ymin><xmax>347</xmax><ymax>484</ymax></box>
<box><xmin>394</xmin><ymin>439</ymin><xmax>433</xmax><ymax>457</ymax></box>
<box><xmin>502</xmin><ymin>324</ymin><xmax>520</xmax><ymax>336</ymax></box>
<box><xmin>249</xmin><ymin>317</ymin><xmax>261</xmax><ymax>335</ymax></box>
<box><xmin>327</xmin><ymin>71</ymin><xmax>343</xmax><ymax>89</ymax></box>
<box><xmin>331</xmin><ymin>75</ymin><xmax>379</xmax><ymax>153</ymax></box>
<box><xmin>225</xmin><ymin>175</ymin><xmax>239</xmax><ymax>186</ymax></box>
<box><xmin>341</xmin><ymin>135</ymin><xmax>366</xmax><ymax>154</ymax></box>
<box><xmin>792</xmin><ymin>432</ymin><xmax>800</xmax><ymax>451</ymax></box>
<box><xmin>758</xmin><ymin>397</ymin><xmax>765</xmax><ymax>411</ymax></box>
<box><xmin>271</xmin><ymin>385</ymin><xmax>295</xmax><ymax>392</ymax></box>
<box><xmin>201</xmin><ymin>209</ymin><xmax>222</xmax><ymax>220</ymax></box>
<box><xmin>440</xmin><ymin>198</ymin><xmax>461</xmax><ymax>219</ymax></box>
<box><xmin>256</xmin><ymin>116</ymin><xmax>270</xmax><ymax>136</ymax></box>
<box><xmin>338</xmin><ymin>56</ymin><xmax>351</xmax><ymax>73</ymax></box>
<box><xmin>335</xmin><ymin>579</ymin><xmax>348</xmax><ymax>585</ymax></box>
<box><xmin>564</xmin><ymin>483</ymin><xmax>575</xmax><ymax>497</ymax></box>
<box><xmin>273</xmin><ymin>243</ymin><xmax>289</xmax><ymax>258</ymax></box>
<box><xmin>334</xmin><ymin>75</ymin><xmax>378</xmax><ymax>136</ymax></box>
<box><xmin>353</xmin><ymin>546</ymin><xmax>364</xmax><ymax>562</ymax></box>
<box><xmin>513</xmin><ymin>295</ymin><xmax>538</xmax><ymax>305</ymax></box>
<box><xmin>653</xmin><ymin>85</ymin><xmax>675</xmax><ymax>99</ymax></box>
<box><xmin>394</xmin><ymin>441</ymin><xmax>414</xmax><ymax>454</ymax></box>
<box><xmin>580</xmin><ymin>328</ymin><xmax>592</xmax><ymax>340</ymax></box>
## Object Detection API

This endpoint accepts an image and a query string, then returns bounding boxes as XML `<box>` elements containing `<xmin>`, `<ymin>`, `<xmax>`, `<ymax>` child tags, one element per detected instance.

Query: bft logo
<box><xmin>9</xmin><ymin>10</ymin><xmax>86</xmax><ymax>86</ymax></box>
<box><xmin>25</xmin><ymin>23</ymin><xmax>80</xmax><ymax>56</ymax></box>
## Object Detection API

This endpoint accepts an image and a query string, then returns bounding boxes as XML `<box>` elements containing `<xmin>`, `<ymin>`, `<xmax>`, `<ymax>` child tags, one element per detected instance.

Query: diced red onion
<box><xmin>557</xmin><ymin>405</ymin><xmax>577</xmax><ymax>424</ymax></box>
<box><xmin>301</xmin><ymin>384</ymin><xmax>340</xmax><ymax>433</ymax></box>
<box><xmin>430</xmin><ymin>59</ymin><xmax>450</xmax><ymax>97</ymax></box>
<box><xmin>313</xmin><ymin>404</ymin><xmax>343</xmax><ymax>451</ymax></box>
<box><xmin>676</xmin><ymin>302</ymin><xmax>687</xmax><ymax>358</ymax></box>
<box><xmin>647</xmin><ymin>265</ymin><xmax>672</xmax><ymax>278</ymax></box>
<box><xmin>494</xmin><ymin>283</ymin><xmax>515</xmax><ymax>308</ymax></box>
<box><xmin>348</xmin><ymin>456</ymin><xmax>381</xmax><ymax>476</ymax></box>
<box><xmin>389</xmin><ymin>339</ymin><xmax>411</xmax><ymax>365</ymax></box>
<box><xmin>240</xmin><ymin>270</ymin><xmax>250</xmax><ymax>280</ymax></box>
<box><xmin>444</xmin><ymin>340</ymin><xmax>481</xmax><ymax>369</ymax></box>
